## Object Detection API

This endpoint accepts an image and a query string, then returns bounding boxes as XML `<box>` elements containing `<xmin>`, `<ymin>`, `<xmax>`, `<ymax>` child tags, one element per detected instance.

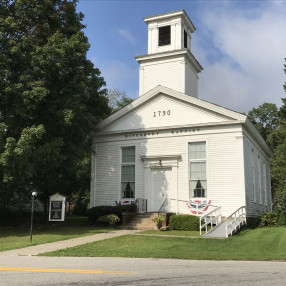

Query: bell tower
<box><xmin>135</xmin><ymin>10</ymin><xmax>203</xmax><ymax>97</ymax></box>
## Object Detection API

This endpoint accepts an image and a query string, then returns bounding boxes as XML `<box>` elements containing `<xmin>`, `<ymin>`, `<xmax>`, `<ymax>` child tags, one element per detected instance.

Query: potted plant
<box><xmin>152</xmin><ymin>215</ymin><xmax>165</xmax><ymax>230</ymax></box>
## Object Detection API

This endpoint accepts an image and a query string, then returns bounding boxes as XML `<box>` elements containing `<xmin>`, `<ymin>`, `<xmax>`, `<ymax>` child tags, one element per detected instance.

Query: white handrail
<box><xmin>225</xmin><ymin>206</ymin><xmax>246</xmax><ymax>237</ymax></box>
<box><xmin>199</xmin><ymin>206</ymin><xmax>221</xmax><ymax>235</ymax></box>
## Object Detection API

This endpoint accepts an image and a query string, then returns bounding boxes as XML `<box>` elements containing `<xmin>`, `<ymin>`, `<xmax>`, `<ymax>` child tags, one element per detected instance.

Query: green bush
<box><xmin>97</xmin><ymin>214</ymin><xmax>120</xmax><ymax>226</ymax></box>
<box><xmin>259</xmin><ymin>211</ymin><xmax>285</xmax><ymax>227</ymax></box>
<box><xmin>87</xmin><ymin>204</ymin><xmax>137</xmax><ymax>224</ymax></box>
<box><xmin>169</xmin><ymin>215</ymin><xmax>200</xmax><ymax>231</ymax></box>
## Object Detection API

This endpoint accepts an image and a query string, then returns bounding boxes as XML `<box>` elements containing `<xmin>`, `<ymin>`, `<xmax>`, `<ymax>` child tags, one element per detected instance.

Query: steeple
<box><xmin>135</xmin><ymin>10</ymin><xmax>203</xmax><ymax>98</ymax></box>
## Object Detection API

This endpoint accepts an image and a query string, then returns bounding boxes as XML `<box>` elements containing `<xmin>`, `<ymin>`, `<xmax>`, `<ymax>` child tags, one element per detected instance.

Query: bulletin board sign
<box><xmin>49</xmin><ymin>194</ymin><xmax>66</xmax><ymax>221</ymax></box>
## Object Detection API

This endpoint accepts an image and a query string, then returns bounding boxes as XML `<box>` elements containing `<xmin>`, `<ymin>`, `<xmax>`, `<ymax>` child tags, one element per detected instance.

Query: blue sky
<box><xmin>77</xmin><ymin>0</ymin><xmax>286</xmax><ymax>113</ymax></box>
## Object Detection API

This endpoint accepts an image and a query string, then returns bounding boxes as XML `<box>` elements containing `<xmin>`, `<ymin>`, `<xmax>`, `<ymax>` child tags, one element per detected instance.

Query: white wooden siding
<box><xmin>140</xmin><ymin>58</ymin><xmax>185</xmax><ymax>95</ymax></box>
<box><xmin>185</xmin><ymin>62</ymin><xmax>198</xmax><ymax>97</ymax></box>
<box><xmin>243</xmin><ymin>135</ymin><xmax>272</xmax><ymax>217</ymax></box>
<box><xmin>93</xmin><ymin>126</ymin><xmax>247</xmax><ymax>217</ymax></box>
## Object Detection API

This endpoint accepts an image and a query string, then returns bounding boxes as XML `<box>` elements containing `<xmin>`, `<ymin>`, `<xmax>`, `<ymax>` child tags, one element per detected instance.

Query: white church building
<box><xmin>90</xmin><ymin>10</ymin><xmax>272</xmax><ymax>218</ymax></box>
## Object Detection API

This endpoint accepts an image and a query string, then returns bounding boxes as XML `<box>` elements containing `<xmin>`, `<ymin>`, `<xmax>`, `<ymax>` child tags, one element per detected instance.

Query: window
<box><xmin>184</xmin><ymin>30</ymin><xmax>188</xmax><ymax>48</ymax></box>
<box><xmin>263</xmin><ymin>162</ymin><xmax>267</xmax><ymax>206</ymax></box>
<box><xmin>189</xmin><ymin>142</ymin><xmax>207</xmax><ymax>198</ymax></box>
<box><xmin>121</xmin><ymin>147</ymin><xmax>135</xmax><ymax>199</ymax></box>
<box><xmin>251</xmin><ymin>149</ymin><xmax>256</xmax><ymax>203</ymax></box>
<box><xmin>258</xmin><ymin>156</ymin><xmax>262</xmax><ymax>204</ymax></box>
<box><xmin>159</xmin><ymin>25</ymin><xmax>171</xmax><ymax>46</ymax></box>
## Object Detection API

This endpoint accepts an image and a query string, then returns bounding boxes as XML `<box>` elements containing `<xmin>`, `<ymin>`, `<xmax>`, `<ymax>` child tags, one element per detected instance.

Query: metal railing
<box><xmin>225</xmin><ymin>206</ymin><xmax>246</xmax><ymax>237</ymax></box>
<box><xmin>199</xmin><ymin>206</ymin><xmax>222</xmax><ymax>236</ymax></box>
<box><xmin>124</xmin><ymin>198</ymin><xmax>147</xmax><ymax>216</ymax></box>
<box><xmin>158</xmin><ymin>198</ymin><xmax>170</xmax><ymax>215</ymax></box>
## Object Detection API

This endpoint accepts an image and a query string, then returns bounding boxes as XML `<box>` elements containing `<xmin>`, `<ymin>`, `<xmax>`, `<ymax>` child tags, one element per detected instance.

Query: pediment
<box><xmin>98</xmin><ymin>86</ymin><xmax>246</xmax><ymax>133</ymax></box>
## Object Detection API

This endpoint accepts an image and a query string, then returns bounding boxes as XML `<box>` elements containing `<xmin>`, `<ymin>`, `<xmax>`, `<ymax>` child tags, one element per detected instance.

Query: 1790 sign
<box><xmin>153</xmin><ymin>110</ymin><xmax>171</xmax><ymax>117</ymax></box>
<box><xmin>50</xmin><ymin>201</ymin><xmax>63</xmax><ymax>220</ymax></box>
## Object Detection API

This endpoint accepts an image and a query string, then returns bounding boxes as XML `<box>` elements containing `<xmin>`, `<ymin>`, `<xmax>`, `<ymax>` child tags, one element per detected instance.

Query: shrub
<box><xmin>97</xmin><ymin>214</ymin><xmax>120</xmax><ymax>227</ymax></box>
<box><xmin>259</xmin><ymin>211</ymin><xmax>286</xmax><ymax>227</ymax></box>
<box><xmin>87</xmin><ymin>204</ymin><xmax>137</xmax><ymax>224</ymax></box>
<box><xmin>169</xmin><ymin>215</ymin><xmax>199</xmax><ymax>231</ymax></box>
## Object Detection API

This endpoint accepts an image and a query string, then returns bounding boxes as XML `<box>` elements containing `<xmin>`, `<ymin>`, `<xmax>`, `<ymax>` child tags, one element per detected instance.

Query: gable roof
<box><xmin>98</xmin><ymin>85</ymin><xmax>247</xmax><ymax>130</ymax></box>
<box><xmin>95</xmin><ymin>85</ymin><xmax>272</xmax><ymax>157</ymax></box>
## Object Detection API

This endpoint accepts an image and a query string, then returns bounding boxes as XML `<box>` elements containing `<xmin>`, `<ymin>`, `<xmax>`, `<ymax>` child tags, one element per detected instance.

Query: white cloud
<box><xmin>193</xmin><ymin>2</ymin><xmax>286</xmax><ymax>113</ymax></box>
<box><xmin>117</xmin><ymin>28</ymin><xmax>136</xmax><ymax>45</ymax></box>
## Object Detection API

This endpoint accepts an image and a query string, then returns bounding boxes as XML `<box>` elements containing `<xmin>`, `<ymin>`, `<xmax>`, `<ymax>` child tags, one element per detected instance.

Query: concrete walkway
<box><xmin>0</xmin><ymin>229</ymin><xmax>140</xmax><ymax>256</ymax></box>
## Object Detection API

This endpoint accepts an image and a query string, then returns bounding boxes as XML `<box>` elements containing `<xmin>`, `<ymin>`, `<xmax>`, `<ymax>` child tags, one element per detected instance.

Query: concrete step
<box><xmin>122</xmin><ymin>212</ymin><xmax>163</xmax><ymax>230</ymax></box>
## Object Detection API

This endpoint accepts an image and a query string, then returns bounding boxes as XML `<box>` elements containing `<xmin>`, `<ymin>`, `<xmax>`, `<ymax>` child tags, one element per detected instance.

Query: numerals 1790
<box><xmin>153</xmin><ymin>110</ymin><xmax>171</xmax><ymax>117</ymax></box>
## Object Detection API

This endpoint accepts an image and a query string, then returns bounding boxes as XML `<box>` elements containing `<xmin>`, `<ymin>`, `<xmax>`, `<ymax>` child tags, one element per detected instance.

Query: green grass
<box><xmin>43</xmin><ymin>227</ymin><xmax>286</xmax><ymax>261</ymax></box>
<box><xmin>0</xmin><ymin>216</ymin><xmax>112</xmax><ymax>252</ymax></box>
<box><xmin>139</xmin><ymin>230</ymin><xmax>201</xmax><ymax>237</ymax></box>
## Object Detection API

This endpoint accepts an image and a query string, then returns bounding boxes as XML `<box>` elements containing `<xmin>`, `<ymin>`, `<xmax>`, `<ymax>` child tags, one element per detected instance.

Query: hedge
<box><xmin>169</xmin><ymin>214</ymin><xmax>200</xmax><ymax>231</ymax></box>
<box><xmin>87</xmin><ymin>204</ymin><xmax>136</xmax><ymax>224</ymax></box>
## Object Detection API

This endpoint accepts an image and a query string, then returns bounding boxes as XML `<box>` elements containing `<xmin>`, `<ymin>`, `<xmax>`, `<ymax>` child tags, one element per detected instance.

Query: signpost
<box><xmin>49</xmin><ymin>193</ymin><xmax>66</xmax><ymax>222</ymax></box>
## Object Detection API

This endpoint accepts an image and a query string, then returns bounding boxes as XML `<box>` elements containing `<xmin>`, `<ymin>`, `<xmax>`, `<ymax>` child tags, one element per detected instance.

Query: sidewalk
<box><xmin>0</xmin><ymin>229</ymin><xmax>140</xmax><ymax>256</ymax></box>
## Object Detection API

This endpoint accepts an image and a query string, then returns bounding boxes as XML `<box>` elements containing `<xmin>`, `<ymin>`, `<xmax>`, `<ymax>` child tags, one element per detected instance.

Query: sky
<box><xmin>76</xmin><ymin>0</ymin><xmax>286</xmax><ymax>114</ymax></box>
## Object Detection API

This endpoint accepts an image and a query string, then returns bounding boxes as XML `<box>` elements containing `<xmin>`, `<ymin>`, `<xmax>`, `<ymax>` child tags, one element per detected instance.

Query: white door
<box><xmin>151</xmin><ymin>168</ymin><xmax>171</xmax><ymax>211</ymax></box>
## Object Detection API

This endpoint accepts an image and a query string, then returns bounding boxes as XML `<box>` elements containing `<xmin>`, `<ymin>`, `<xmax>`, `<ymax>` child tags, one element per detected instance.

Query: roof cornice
<box><xmin>143</xmin><ymin>9</ymin><xmax>195</xmax><ymax>32</ymax></box>
<box><xmin>135</xmin><ymin>49</ymin><xmax>203</xmax><ymax>73</ymax></box>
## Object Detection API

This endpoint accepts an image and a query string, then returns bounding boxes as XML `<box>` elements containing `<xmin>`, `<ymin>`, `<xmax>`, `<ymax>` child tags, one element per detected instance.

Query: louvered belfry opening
<box><xmin>184</xmin><ymin>30</ymin><xmax>188</xmax><ymax>48</ymax></box>
<box><xmin>159</xmin><ymin>25</ymin><xmax>171</xmax><ymax>46</ymax></box>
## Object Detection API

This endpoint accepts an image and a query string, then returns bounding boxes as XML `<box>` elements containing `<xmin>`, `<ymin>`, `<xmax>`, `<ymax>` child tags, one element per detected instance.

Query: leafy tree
<box><xmin>0</xmin><ymin>0</ymin><xmax>110</xmax><ymax>209</ymax></box>
<box><xmin>248</xmin><ymin>103</ymin><xmax>279</xmax><ymax>150</ymax></box>
<box><xmin>271</xmin><ymin>59</ymin><xmax>286</xmax><ymax>209</ymax></box>
<box><xmin>106</xmin><ymin>88</ymin><xmax>134</xmax><ymax>113</ymax></box>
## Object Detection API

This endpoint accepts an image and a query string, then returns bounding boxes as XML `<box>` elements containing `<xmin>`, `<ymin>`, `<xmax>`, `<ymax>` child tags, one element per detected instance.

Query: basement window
<box><xmin>159</xmin><ymin>25</ymin><xmax>171</xmax><ymax>46</ymax></box>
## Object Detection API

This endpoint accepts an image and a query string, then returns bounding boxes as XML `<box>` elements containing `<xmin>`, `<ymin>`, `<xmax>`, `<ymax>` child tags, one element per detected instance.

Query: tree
<box><xmin>271</xmin><ymin>59</ymin><xmax>286</xmax><ymax>204</ymax></box>
<box><xmin>106</xmin><ymin>88</ymin><xmax>134</xmax><ymax>113</ymax></box>
<box><xmin>248</xmin><ymin>103</ymin><xmax>279</xmax><ymax>150</ymax></box>
<box><xmin>0</xmin><ymin>0</ymin><xmax>110</xmax><ymax>209</ymax></box>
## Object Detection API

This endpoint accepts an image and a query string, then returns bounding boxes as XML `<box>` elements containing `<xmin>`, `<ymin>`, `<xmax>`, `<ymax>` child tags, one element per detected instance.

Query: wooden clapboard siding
<box><xmin>94</xmin><ymin>143</ymin><xmax>119</xmax><ymax>206</ymax></box>
<box><xmin>243</xmin><ymin>134</ymin><xmax>272</xmax><ymax>217</ymax></box>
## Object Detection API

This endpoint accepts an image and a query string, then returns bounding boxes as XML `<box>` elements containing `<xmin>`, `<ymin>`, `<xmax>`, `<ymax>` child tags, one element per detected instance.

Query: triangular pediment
<box><xmin>98</xmin><ymin>86</ymin><xmax>246</xmax><ymax>133</ymax></box>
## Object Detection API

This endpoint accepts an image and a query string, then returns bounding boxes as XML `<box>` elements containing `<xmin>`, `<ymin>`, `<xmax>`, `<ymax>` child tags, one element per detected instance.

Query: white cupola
<box><xmin>135</xmin><ymin>10</ymin><xmax>203</xmax><ymax>98</ymax></box>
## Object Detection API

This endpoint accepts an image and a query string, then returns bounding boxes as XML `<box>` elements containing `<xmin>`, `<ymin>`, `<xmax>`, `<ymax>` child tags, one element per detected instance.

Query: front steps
<box><xmin>122</xmin><ymin>212</ymin><xmax>161</xmax><ymax>230</ymax></box>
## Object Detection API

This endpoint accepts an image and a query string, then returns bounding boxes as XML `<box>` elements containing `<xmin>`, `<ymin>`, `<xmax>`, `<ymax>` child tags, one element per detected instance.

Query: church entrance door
<box><xmin>150</xmin><ymin>168</ymin><xmax>172</xmax><ymax>211</ymax></box>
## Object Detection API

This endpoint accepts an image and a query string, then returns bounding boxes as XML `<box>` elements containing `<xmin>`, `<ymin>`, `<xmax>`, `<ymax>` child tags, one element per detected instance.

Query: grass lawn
<box><xmin>0</xmin><ymin>216</ymin><xmax>112</xmax><ymax>252</ymax></box>
<box><xmin>139</xmin><ymin>230</ymin><xmax>201</xmax><ymax>237</ymax></box>
<box><xmin>42</xmin><ymin>227</ymin><xmax>286</xmax><ymax>261</ymax></box>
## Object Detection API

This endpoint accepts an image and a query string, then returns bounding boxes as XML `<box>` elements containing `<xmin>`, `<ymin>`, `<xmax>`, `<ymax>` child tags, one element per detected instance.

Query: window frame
<box><xmin>120</xmin><ymin>146</ymin><xmax>136</xmax><ymax>199</ymax></box>
<box><xmin>189</xmin><ymin>141</ymin><xmax>207</xmax><ymax>199</ymax></box>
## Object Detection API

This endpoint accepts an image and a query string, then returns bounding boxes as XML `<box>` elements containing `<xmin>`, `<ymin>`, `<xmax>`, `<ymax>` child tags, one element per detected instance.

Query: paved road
<box><xmin>1</xmin><ymin>256</ymin><xmax>286</xmax><ymax>286</ymax></box>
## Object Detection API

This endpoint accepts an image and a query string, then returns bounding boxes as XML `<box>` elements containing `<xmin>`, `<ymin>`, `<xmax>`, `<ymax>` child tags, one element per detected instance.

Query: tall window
<box><xmin>189</xmin><ymin>142</ymin><xmax>207</xmax><ymax>198</ymax></box>
<box><xmin>159</xmin><ymin>25</ymin><xmax>171</xmax><ymax>46</ymax></box>
<box><xmin>263</xmin><ymin>161</ymin><xmax>267</xmax><ymax>206</ymax></box>
<box><xmin>258</xmin><ymin>156</ymin><xmax>262</xmax><ymax>204</ymax></box>
<box><xmin>251</xmin><ymin>149</ymin><xmax>256</xmax><ymax>203</ymax></box>
<box><xmin>121</xmin><ymin>147</ymin><xmax>135</xmax><ymax>199</ymax></box>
